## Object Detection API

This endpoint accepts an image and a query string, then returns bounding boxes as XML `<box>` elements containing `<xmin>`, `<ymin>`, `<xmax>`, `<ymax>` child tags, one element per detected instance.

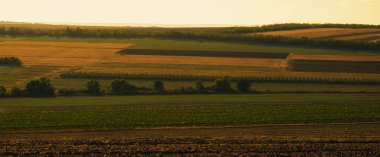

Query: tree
<box><xmin>237</xmin><ymin>79</ymin><xmax>252</xmax><ymax>92</ymax></box>
<box><xmin>86</xmin><ymin>80</ymin><xmax>101</xmax><ymax>95</ymax></box>
<box><xmin>154</xmin><ymin>81</ymin><xmax>165</xmax><ymax>92</ymax></box>
<box><xmin>110</xmin><ymin>79</ymin><xmax>138</xmax><ymax>94</ymax></box>
<box><xmin>0</xmin><ymin>86</ymin><xmax>7</xmax><ymax>97</ymax></box>
<box><xmin>25</xmin><ymin>77</ymin><xmax>55</xmax><ymax>97</ymax></box>
<box><xmin>10</xmin><ymin>87</ymin><xmax>23</xmax><ymax>97</ymax></box>
<box><xmin>58</xmin><ymin>88</ymin><xmax>77</xmax><ymax>96</ymax></box>
<box><xmin>195</xmin><ymin>81</ymin><xmax>205</xmax><ymax>92</ymax></box>
<box><xmin>214</xmin><ymin>78</ymin><xmax>233</xmax><ymax>92</ymax></box>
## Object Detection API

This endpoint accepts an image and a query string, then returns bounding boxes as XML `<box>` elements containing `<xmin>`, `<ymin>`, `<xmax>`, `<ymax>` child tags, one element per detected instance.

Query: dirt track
<box><xmin>1</xmin><ymin>123</ymin><xmax>379</xmax><ymax>156</ymax></box>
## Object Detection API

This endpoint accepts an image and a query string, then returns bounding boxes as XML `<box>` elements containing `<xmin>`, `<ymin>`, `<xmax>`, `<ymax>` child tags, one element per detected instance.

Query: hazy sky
<box><xmin>1</xmin><ymin>0</ymin><xmax>380</xmax><ymax>26</ymax></box>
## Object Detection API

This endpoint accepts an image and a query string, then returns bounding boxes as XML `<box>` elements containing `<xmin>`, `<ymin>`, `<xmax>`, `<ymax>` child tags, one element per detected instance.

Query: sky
<box><xmin>1</xmin><ymin>0</ymin><xmax>380</xmax><ymax>26</ymax></box>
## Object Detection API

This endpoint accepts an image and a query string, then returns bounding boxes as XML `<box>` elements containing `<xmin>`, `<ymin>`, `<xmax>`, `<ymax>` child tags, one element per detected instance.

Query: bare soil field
<box><xmin>0</xmin><ymin>41</ymin><xmax>131</xmax><ymax>66</ymax></box>
<box><xmin>1</xmin><ymin>123</ymin><xmax>379</xmax><ymax>156</ymax></box>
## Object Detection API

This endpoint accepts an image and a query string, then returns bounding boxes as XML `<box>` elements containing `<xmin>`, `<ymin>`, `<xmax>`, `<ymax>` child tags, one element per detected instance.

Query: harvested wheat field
<box><xmin>0</xmin><ymin>41</ymin><xmax>131</xmax><ymax>66</ymax></box>
<box><xmin>256</xmin><ymin>28</ymin><xmax>380</xmax><ymax>40</ymax></box>
<box><xmin>335</xmin><ymin>33</ymin><xmax>380</xmax><ymax>41</ymax></box>
<box><xmin>105</xmin><ymin>55</ymin><xmax>287</xmax><ymax>68</ymax></box>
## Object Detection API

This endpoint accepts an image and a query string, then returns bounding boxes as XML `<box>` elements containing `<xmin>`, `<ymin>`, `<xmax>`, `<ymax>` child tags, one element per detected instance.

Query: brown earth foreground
<box><xmin>1</xmin><ymin>123</ymin><xmax>379</xmax><ymax>156</ymax></box>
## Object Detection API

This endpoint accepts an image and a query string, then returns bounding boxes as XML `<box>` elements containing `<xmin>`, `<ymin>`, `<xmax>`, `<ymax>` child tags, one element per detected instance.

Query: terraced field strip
<box><xmin>256</xmin><ymin>28</ymin><xmax>380</xmax><ymax>39</ymax></box>
<box><xmin>119</xmin><ymin>49</ymin><xmax>289</xmax><ymax>59</ymax></box>
<box><xmin>336</xmin><ymin>33</ymin><xmax>380</xmax><ymax>41</ymax></box>
<box><xmin>0</xmin><ymin>41</ymin><xmax>131</xmax><ymax>66</ymax></box>
<box><xmin>288</xmin><ymin>59</ymin><xmax>380</xmax><ymax>74</ymax></box>
<box><xmin>288</xmin><ymin>54</ymin><xmax>380</xmax><ymax>61</ymax></box>
<box><xmin>104</xmin><ymin>55</ymin><xmax>287</xmax><ymax>68</ymax></box>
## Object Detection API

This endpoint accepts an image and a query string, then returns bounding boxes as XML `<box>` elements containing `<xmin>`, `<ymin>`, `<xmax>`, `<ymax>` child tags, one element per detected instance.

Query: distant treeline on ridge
<box><xmin>1</xmin><ymin>23</ymin><xmax>380</xmax><ymax>51</ymax></box>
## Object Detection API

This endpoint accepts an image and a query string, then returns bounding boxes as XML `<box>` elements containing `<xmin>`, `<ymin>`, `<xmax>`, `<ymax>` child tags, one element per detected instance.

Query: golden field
<box><xmin>0</xmin><ymin>41</ymin><xmax>131</xmax><ymax>66</ymax></box>
<box><xmin>256</xmin><ymin>28</ymin><xmax>380</xmax><ymax>41</ymax></box>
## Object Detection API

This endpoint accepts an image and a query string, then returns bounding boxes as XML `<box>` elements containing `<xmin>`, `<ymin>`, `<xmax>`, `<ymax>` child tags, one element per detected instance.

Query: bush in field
<box><xmin>86</xmin><ymin>80</ymin><xmax>101</xmax><ymax>95</ymax></box>
<box><xmin>25</xmin><ymin>77</ymin><xmax>55</xmax><ymax>97</ymax></box>
<box><xmin>0</xmin><ymin>86</ymin><xmax>7</xmax><ymax>97</ymax></box>
<box><xmin>195</xmin><ymin>81</ymin><xmax>206</xmax><ymax>92</ymax></box>
<box><xmin>154</xmin><ymin>81</ymin><xmax>165</xmax><ymax>92</ymax></box>
<box><xmin>111</xmin><ymin>79</ymin><xmax>138</xmax><ymax>94</ymax></box>
<box><xmin>58</xmin><ymin>88</ymin><xmax>78</xmax><ymax>96</ymax></box>
<box><xmin>214</xmin><ymin>78</ymin><xmax>233</xmax><ymax>92</ymax></box>
<box><xmin>0</xmin><ymin>57</ymin><xmax>22</xmax><ymax>67</ymax></box>
<box><xmin>237</xmin><ymin>79</ymin><xmax>252</xmax><ymax>92</ymax></box>
<box><xmin>10</xmin><ymin>87</ymin><xmax>23</xmax><ymax>97</ymax></box>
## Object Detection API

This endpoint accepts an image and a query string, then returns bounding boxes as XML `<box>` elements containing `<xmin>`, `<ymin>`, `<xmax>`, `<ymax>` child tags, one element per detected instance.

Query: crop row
<box><xmin>1</xmin><ymin>137</ymin><xmax>379</xmax><ymax>156</ymax></box>
<box><xmin>119</xmin><ymin>49</ymin><xmax>289</xmax><ymax>59</ymax></box>
<box><xmin>60</xmin><ymin>72</ymin><xmax>380</xmax><ymax>85</ymax></box>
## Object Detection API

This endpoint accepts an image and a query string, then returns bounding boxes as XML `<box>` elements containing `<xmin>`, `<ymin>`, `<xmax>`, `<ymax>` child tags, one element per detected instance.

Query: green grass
<box><xmin>1</xmin><ymin>36</ymin><xmax>379</xmax><ymax>55</ymax></box>
<box><xmin>0</xmin><ymin>66</ymin><xmax>60</xmax><ymax>87</ymax></box>
<box><xmin>0</xmin><ymin>94</ymin><xmax>379</xmax><ymax>130</ymax></box>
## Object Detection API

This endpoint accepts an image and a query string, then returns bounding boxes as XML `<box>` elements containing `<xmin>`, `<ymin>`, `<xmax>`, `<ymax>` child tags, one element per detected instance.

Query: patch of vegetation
<box><xmin>0</xmin><ymin>57</ymin><xmax>22</xmax><ymax>67</ymax></box>
<box><xmin>0</xmin><ymin>94</ymin><xmax>379</xmax><ymax>130</ymax></box>
<box><xmin>60</xmin><ymin>72</ymin><xmax>380</xmax><ymax>85</ymax></box>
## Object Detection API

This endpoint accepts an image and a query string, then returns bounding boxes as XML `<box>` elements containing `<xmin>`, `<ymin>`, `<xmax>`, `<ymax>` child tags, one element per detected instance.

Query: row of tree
<box><xmin>60</xmin><ymin>72</ymin><xmax>380</xmax><ymax>85</ymax></box>
<box><xmin>0</xmin><ymin>78</ymin><xmax>252</xmax><ymax>97</ymax></box>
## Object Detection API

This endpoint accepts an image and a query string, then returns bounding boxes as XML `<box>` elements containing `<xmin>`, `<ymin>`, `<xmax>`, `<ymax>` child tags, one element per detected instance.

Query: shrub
<box><xmin>58</xmin><ymin>88</ymin><xmax>78</xmax><ymax>96</ymax></box>
<box><xmin>237</xmin><ymin>79</ymin><xmax>252</xmax><ymax>92</ymax></box>
<box><xmin>110</xmin><ymin>79</ymin><xmax>138</xmax><ymax>94</ymax></box>
<box><xmin>86</xmin><ymin>80</ymin><xmax>101</xmax><ymax>95</ymax></box>
<box><xmin>0</xmin><ymin>86</ymin><xmax>7</xmax><ymax>97</ymax></box>
<box><xmin>214</xmin><ymin>78</ymin><xmax>233</xmax><ymax>92</ymax></box>
<box><xmin>10</xmin><ymin>87</ymin><xmax>23</xmax><ymax>97</ymax></box>
<box><xmin>195</xmin><ymin>81</ymin><xmax>206</xmax><ymax>92</ymax></box>
<box><xmin>154</xmin><ymin>81</ymin><xmax>165</xmax><ymax>92</ymax></box>
<box><xmin>0</xmin><ymin>57</ymin><xmax>22</xmax><ymax>67</ymax></box>
<box><xmin>25</xmin><ymin>77</ymin><xmax>55</xmax><ymax>97</ymax></box>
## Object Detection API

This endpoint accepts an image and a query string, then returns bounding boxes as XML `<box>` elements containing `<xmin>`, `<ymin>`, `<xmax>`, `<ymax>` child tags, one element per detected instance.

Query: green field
<box><xmin>0</xmin><ymin>66</ymin><xmax>60</xmax><ymax>87</ymax></box>
<box><xmin>0</xmin><ymin>94</ymin><xmax>379</xmax><ymax>130</ymax></box>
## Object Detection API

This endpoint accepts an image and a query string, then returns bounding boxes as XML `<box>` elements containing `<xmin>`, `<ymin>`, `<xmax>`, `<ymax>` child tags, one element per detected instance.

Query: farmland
<box><xmin>0</xmin><ymin>94</ymin><xmax>379</xmax><ymax>130</ymax></box>
<box><xmin>255</xmin><ymin>28</ymin><xmax>380</xmax><ymax>42</ymax></box>
<box><xmin>1</xmin><ymin>123</ymin><xmax>380</xmax><ymax>156</ymax></box>
<box><xmin>1</xmin><ymin>23</ymin><xmax>380</xmax><ymax>155</ymax></box>
<box><xmin>0</xmin><ymin>37</ymin><xmax>380</xmax><ymax>93</ymax></box>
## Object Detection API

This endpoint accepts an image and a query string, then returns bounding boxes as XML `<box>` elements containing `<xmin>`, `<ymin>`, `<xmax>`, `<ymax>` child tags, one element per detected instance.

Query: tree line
<box><xmin>1</xmin><ymin>23</ymin><xmax>380</xmax><ymax>51</ymax></box>
<box><xmin>60</xmin><ymin>72</ymin><xmax>380</xmax><ymax>85</ymax></box>
<box><xmin>0</xmin><ymin>77</ymin><xmax>252</xmax><ymax>98</ymax></box>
